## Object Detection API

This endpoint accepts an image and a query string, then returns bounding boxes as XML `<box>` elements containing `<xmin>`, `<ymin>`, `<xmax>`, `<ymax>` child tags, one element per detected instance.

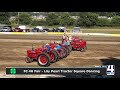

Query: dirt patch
<box><xmin>0</xmin><ymin>35</ymin><xmax>120</xmax><ymax>78</ymax></box>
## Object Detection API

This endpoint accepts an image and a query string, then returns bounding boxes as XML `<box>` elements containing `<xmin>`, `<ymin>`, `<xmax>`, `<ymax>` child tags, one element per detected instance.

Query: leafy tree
<box><xmin>31</xmin><ymin>19</ymin><xmax>46</xmax><ymax>26</ymax></box>
<box><xmin>46</xmin><ymin>13</ymin><xmax>59</xmax><ymax>26</ymax></box>
<box><xmin>111</xmin><ymin>16</ymin><xmax>120</xmax><ymax>26</ymax></box>
<box><xmin>59</xmin><ymin>12</ymin><xmax>75</xmax><ymax>26</ymax></box>
<box><xmin>96</xmin><ymin>18</ymin><xmax>110</xmax><ymax>26</ymax></box>
<box><xmin>16</xmin><ymin>12</ymin><xmax>32</xmax><ymax>25</ymax></box>
<box><xmin>0</xmin><ymin>12</ymin><xmax>10</xmax><ymax>24</ymax></box>
<box><xmin>77</xmin><ymin>12</ymin><xmax>98</xmax><ymax>27</ymax></box>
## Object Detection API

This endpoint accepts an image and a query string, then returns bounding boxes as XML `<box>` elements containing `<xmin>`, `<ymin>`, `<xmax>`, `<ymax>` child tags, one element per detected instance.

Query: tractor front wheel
<box><xmin>85</xmin><ymin>46</ymin><xmax>87</xmax><ymax>50</ymax></box>
<box><xmin>37</xmin><ymin>53</ymin><xmax>50</xmax><ymax>67</ymax></box>
<box><xmin>80</xmin><ymin>48</ymin><xmax>85</xmax><ymax>52</ymax></box>
<box><xmin>25</xmin><ymin>57</ymin><xmax>33</xmax><ymax>63</ymax></box>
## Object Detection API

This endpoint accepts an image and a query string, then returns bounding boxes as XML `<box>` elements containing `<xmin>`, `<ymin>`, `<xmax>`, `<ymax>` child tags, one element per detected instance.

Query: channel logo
<box><xmin>106</xmin><ymin>65</ymin><xmax>115</xmax><ymax>75</ymax></box>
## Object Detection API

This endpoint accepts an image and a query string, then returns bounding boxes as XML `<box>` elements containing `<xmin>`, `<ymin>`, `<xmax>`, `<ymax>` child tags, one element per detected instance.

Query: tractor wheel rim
<box><xmin>26</xmin><ymin>57</ymin><xmax>31</xmax><ymax>62</ymax></box>
<box><xmin>38</xmin><ymin>55</ymin><xmax>47</xmax><ymax>65</ymax></box>
<box><xmin>50</xmin><ymin>53</ymin><xmax>54</xmax><ymax>61</ymax></box>
<box><xmin>63</xmin><ymin>50</ymin><xmax>66</xmax><ymax>56</ymax></box>
<box><xmin>60</xmin><ymin>51</ymin><xmax>62</xmax><ymax>57</ymax></box>
<box><xmin>60</xmin><ymin>51</ymin><xmax>63</xmax><ymax>57</ymax></box>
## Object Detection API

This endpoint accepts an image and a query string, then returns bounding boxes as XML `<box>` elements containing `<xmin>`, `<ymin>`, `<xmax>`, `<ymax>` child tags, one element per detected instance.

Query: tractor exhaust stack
<box><xmin>32</xmin><ymin>44</ymin><xmax>34</xmax><ymax>51</ymax></box>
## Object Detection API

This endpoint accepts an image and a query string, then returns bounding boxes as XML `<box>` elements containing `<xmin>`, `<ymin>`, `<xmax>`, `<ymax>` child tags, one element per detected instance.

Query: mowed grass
<box><xmin>67</xmin><ymin>29</ymin><xmax>120</xmax><ymax>34</ymax></box>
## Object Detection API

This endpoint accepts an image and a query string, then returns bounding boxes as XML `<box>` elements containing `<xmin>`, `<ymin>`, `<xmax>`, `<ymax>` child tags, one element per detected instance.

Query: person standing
<box><xmin>62</xmin><ymin>32</ymin><xmax>67</xmax><ymax>43</ymax></box>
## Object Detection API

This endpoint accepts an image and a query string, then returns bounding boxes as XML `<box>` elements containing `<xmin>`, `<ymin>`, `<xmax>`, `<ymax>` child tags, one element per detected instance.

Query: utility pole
<box><xmin>18</xmin><ymin>12</ymin><xmax>19</xmax><ymax>26</ymax></box>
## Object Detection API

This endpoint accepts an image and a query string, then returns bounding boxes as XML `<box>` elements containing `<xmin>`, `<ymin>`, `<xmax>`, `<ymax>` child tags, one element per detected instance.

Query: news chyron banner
<box><xmin>6</xmin><ymin>65</ymin><xmax>115</xmax><ymax>76</ymax></box>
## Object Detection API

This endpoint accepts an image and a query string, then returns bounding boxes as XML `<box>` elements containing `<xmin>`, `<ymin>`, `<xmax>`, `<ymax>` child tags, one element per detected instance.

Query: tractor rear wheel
<box><xmin>59</xmin><ymin>48</ymin><xmax>64</xmax><ymax>59</ymax></box>
<box><xmin>61</xmin><ymin>47</ymin><xmax>68</xmax><ymax>58</ymax></box>
<box><xmin>68</xmin><ymin>45</ymin><xmax>72</xmax><ymax>52</ymax></box>
<box><xmin>65</xmin><ymin>46</ymin><xmax>70</xmax><ymax>55</ymax></box>
<box><xmin>25</xmin><ymin>57</ymin><xmax>33</xmax><ymax>63</ymax></box>
<box><xmin>49</xmin><ymin>50</ymin><xmax>59</xmax><ymax>62</ymax></box>
<box><xmin>37</xmin><ymin>53</ymin><xmax>50</xmax><ymax>66</ymax></box>
<box><xmin>52</xmin><ymin>49</ymin><xmax>60</xmax><ymax>61</ymax></box>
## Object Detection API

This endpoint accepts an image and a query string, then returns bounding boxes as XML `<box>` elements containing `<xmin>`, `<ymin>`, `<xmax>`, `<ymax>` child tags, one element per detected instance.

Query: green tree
<box><xmin>111</xmin><ymin>16</ymin><xmax>120</xmax><ymax>26</ymax></box>
<box><xmin>9</xmin><ymin>12</ymin><xmax>18</xmax><ymax>16</ymax></box>
<box><xmin>59</xmin><ymin>12</ymin><xmax>76</xmax><ymax>26</ymax></box>
<box><xmin>96</xmin><ymin>18</ymin><xmax>110</xmax><ymax>26</ymax></box>
<box><xmin>16</xmin><ymin>12</ymin><xmax>32</xmax><ymax>25</ymax></box>
<box><xmin>77</xmin><ymin>12</ymin><xmax>98</xmax><ymax>27</ymax></box>
<box><xmin>46</xmin><ymin>13</ymin><xmax>59</xmax><ymax>26</ymax></box>
<box><xmin>0</xmin><ymin>12</ymin><xmax>10</xmax><ymax>24</ymax></box>
<box><xmin>115</xmin><ymin>12</ymin><xmax>120</xmax><ymax>16</ymax></box>
<box><xmin>31</xmin><ymin>19</ymin><xmax>46</xmax><ymax>26</ymax></box>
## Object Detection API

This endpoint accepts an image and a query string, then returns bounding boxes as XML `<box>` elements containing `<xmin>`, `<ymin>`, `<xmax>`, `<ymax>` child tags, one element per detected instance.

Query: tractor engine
<box><xmin>27</xmin><ymin>47</ymin><xmax>44</xmax><ymax>59</ymax></box>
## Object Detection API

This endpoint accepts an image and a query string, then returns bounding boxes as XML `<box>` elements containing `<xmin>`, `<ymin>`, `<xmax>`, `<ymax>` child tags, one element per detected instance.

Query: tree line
<box><xmin>1</xmin><ymin>12</ymin><xmax>120</xmax><ymax>27</ymax></box>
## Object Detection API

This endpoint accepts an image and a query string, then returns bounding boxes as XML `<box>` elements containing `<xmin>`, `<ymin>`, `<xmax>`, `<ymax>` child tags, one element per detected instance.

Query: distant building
<box><xmin>9</xmin><ymin>16</ymin><xmax>16</xmax><ymax>21</ymax></box>
<box><xmin>71</xmin><ymin>16</ymin><xmax>79</xmax><ymax>19</ymax></box>
<box><xmin>98</xmin><ymin>16</ymin><xmax>112</xmax><ymax>19</ymax></box>
<box><xmin>32</xmin><ymin>15</ymin><xmax>46</xmax><ymax>20</ymax></box>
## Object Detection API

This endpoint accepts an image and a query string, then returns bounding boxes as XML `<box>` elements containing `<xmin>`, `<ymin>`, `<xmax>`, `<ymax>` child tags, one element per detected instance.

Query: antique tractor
<box><xmin>70</xmin><ymin>36</ymin><xmax>87</xmax><ymax>52</ymax></box>
<box><xmin>49</xmin><ymin>41</ymin><xmax>72</xmax><ymax>58</ymax></box>
<box><xmin>25</xmin><ymin>45</ymin><xmax>58</xmax><ymax>66</ymax></box>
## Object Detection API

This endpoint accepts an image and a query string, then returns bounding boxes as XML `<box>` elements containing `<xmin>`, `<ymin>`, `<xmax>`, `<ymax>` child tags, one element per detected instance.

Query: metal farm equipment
<box><xmin>71</xmin><ymin>36</ymin><xmax>87</xmax><ymax>52</ymax></box>
<box><xmin>25</xmin><ymin>35</ymin><xmax>87</xmax><ymax>67</ymax></box>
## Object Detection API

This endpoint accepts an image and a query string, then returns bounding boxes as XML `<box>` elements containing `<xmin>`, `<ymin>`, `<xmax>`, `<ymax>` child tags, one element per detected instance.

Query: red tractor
<box><xmin>70</xmin><ymin>36</ymin><xmax>87</xmax><ymax>52</ymax></box>
<box><xmin>49</xmin><ymin>42</ymin><xmax>64</xmax><ymax>59</ymax></box>
<box><xmin>49</xmin><ymin>41</ymin><xmax>72</xmax><ymax>58</ymax></box>
<box><xmin>25</xmin><ymin>45</ymin><xmax>58</xmax><ymax>66</ymax></box>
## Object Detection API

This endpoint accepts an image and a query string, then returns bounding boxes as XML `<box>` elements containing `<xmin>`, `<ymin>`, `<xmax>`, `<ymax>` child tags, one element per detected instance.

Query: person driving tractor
<box><xmin>69</xmin><ymin>35</ymin><xmax>72</xmax><ymax>42</ymax></box>
<box><xmin>55</xmin><ymin>42</ymin><xmax>61</xmax><ymax>50</ymax></box>
<box><xmin>63</xmin><ymin>39</ymin><xmax>68</xmax><ymax>46</ymax></box>
<box><xmin>45</xmin><ymin>43</ymin><xmax>50</xmax><ymax>52</ymax></box>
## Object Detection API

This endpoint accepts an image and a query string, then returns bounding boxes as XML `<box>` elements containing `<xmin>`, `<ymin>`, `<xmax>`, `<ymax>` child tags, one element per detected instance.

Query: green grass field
<box><xmin>66</xmin><ymin>29</ymin><xmax>120</xmax><ymax>34</ymax></box>
<box><xmin>44</xmin><ymin>26</ymin><xmax>120</xmax><ymax>34</ymax></box>
<box><xmin>80</xmin><ymin>29</ymin><xmax>120</xmax><ymax>34</ymax></box>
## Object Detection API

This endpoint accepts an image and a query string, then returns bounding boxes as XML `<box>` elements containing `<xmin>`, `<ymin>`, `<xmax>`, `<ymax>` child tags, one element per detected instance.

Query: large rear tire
<box><xmin>52</xmin><ymin>49</ymin><xmax>60</xmax><ymax>61</ymax></box>
<box><xmin>37</xmin><ymin>53</ymin><xmax>50</xmax><ymax>67</ymax></box>
<box><xmin>61</xmin><ymin>47</ymin><xmax>68</xmax><ymax>58</ymax></box>
<box><xmin>68</xmin><ymin>45</ymin><xmax>72</xmax><ymax>52</ymax></box>
<box><xmin>58</xmin><ymin>49</ymin><xmax>64</xmax><ymax>59</ymax></box>
<box><xmin>65</xmin><ymin>46</ymin><xmax>70</xmax><ymax>55</ymax></box>
<box><xmin>50</xmin><ymin>50</ymin><xmax>59</xmax><ymax>62</ymax></box>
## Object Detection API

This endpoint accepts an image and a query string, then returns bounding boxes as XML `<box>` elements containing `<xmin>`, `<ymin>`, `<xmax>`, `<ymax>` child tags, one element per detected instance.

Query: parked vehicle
<box><xmin>13</xmin><ymin>28</ymin><xmax>23</xmax><ymax>32</ymax></box>
<box><xmin>32</xmin><ymin>26</ymin><xmax>50</xmax><ymax>32</ymax></box>
<box><xmin>73</xmin><ymin>27</ymin><xmax>80</xmax><ymax>33</ymax></box>
<box><xmin>0</xmin><ymin>26</ymin><xmax>12</xmax><ymax>32</ymax></box>
<box><xmin>32</xmin><ymin>28</ymin><xmax>40</xmax><ymax>32</ymax></box>
<box><xmin>36</xmin><ymin>26</ymin><xmax>44</xmax><ymax>32</ymax></box>
<box><xmin>54</xmin><ymin>27</ymin><xmax>66</xmax><ymax>32</ymax></box>
<box><xmin>18</xmin><ymin>25</ymin><xmax>26</xmax><ymax>32</ymax></box>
